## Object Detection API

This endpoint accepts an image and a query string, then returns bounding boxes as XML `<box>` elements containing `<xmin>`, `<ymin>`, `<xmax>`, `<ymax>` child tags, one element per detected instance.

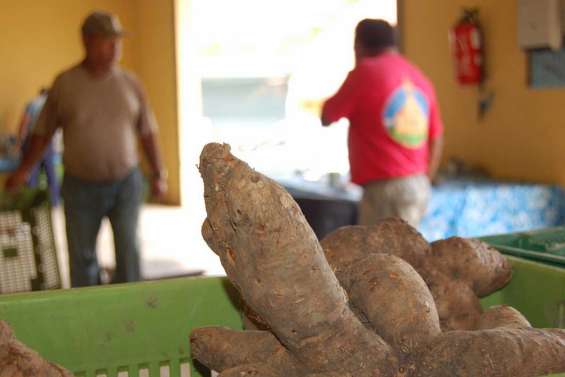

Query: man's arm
<box><xmin>127</xmin><ymin>72</ymin><xmax>168</xmax><ymax>202</ymax></box>
<box><xmin>140</xmin><ymin>132</ymin><xmax>167</xmax><ymax>201</ymax></box>
<box><xmin>426</xmin><ymin>86</ymin><xmax>444</xmax><ymax>183</ymax></box>
<box><xmin>320</xmin><ymin>103</ymin><xmax>333</xmax><ymax>127</ymax></box>
<box><xmin>5</xmin><ymin>134</ymin><xmax>52</xmax><ymax>191</ymax></box>
<box><xmin>16</xmin><ymin>111</ymin><xmax>31</xmax><ymax>146</ymax></box>
<box><xmin>428</xmin><ymin>134</ymin><xmax>443</xmax><ymax>182</ymax></box>
<box><xmin>320</xmin><ymin>69</ymin><xmax>360</xmax><ymax>127</ymax></box>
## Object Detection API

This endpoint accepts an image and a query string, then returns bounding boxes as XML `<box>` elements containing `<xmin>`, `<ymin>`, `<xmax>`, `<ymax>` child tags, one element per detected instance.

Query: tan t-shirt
<box><xmin>34</xmin><ymin>64</ymin><xmax>157</xmax><ymax>181</ymax></box>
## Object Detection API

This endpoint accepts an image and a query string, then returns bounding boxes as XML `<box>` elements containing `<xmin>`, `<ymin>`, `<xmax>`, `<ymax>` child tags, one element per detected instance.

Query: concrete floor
<box><xmin>52</xmin><ymin>204</ymin><xmax>226</xmax><ymax>288</ymax></box>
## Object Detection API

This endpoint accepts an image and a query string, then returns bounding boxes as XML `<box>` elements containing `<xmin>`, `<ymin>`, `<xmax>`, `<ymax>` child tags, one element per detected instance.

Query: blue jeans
<box><xmin>62</xmin><ymin>168</ymin><xmax>144</xmax><ymax>287</ymax></box>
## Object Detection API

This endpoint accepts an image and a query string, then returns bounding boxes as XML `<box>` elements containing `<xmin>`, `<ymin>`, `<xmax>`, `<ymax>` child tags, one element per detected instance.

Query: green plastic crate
<box><xmin>481</xmin><ymin>227</ymin><xmax>565</xmax><ymax>268</ymax></box>
<box><xmin>481</xmin><ymin>256</ymin><xmax>565</xmax><ymax>329</ymax></box>
<box><xmin>0</xmin><ymin>276</ymin><xmax>243</xmax><ymax>377</ymax></box>
<box><xmin>0</xmin><ymin>189</ymin><xmax>61</xmax><ymax>293</ymax></box>
<box><xmin>480</xmin><ymin>256</ymin><xmax>565</xmax><ymax>377</ymax></box>
<box><xmin>0</xmin><ymin>257</ymin><xmax>563</xmax><ymax>376</ymax></box>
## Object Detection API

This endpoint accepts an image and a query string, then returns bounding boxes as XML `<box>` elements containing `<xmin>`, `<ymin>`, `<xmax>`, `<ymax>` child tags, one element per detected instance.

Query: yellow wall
<box><xmin>0</xmin><ymin>0</ymin><xmax>136</xmax><ymax>132</ymax></box>
<box><xmin>0</xmin><ymin>0</ymin><xmax>180</xmax><ymax>204</ymax></box>
<box><xmin>403</xmin><ymin>0</ymin><xmax>565</xmax><ymax>185</ymax></box>
<box><xmin>133</xmin><ymin>0</ymin><xmax>180</xmax><ymax>204</ymax></box>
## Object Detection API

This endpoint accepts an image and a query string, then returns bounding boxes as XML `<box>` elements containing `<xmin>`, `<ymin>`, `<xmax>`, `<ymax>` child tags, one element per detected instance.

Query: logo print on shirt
<box><xmin>382</xmin><ymin>80</ymin><xmax>430</xmax><ymax>149</ymax></box>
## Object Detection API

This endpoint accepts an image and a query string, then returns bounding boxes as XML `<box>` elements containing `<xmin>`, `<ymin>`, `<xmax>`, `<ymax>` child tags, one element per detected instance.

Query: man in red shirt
<box><xmin>322</xmin><ymin>19</ymin><xmax>443</xmax><ymax>227</ymax></box>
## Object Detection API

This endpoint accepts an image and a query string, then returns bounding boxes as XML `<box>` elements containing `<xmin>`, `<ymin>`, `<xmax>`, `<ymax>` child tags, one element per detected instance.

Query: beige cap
<box><xmin>81</xmin><ymin>11</ymin><xmax>124</xmax><ymax>37</ymax></box>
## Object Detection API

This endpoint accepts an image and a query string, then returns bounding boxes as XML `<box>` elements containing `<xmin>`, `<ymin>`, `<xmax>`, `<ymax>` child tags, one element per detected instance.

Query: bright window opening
<box><xmin>188</xmin><ymin>0</ymin><xmax>397</xmax><ymax>181</ymax></box>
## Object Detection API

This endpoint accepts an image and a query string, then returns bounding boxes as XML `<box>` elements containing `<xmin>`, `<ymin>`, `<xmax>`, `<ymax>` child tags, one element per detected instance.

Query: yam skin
<box><xmin>321</xmin><ymin>220</ymin><xmax>431</xmax><ymax>275</ymax></box>
<box><xmin>427</xmin><ymin>278</ymin><xmax>483</xmax><ymax>331</ymax></box>
<box><xmin>190</xmin><ymin>327</ymin><xmax>297</xmax><ymax>374</ymax></box>
<box><xmin>321</xmin><ymin>223</ymin><xmax>512</xmax><ymax>331</ymax></box>
<box><xmin>198</xmin><ymin>143</ymin><xmax>398</xmax><ymax>376</ymax></box>
<box><xmin>217</xmin><ymin>363</ymin><xmax>279</xmax><ymax>377</ymax></box>
<box><xmin>412</xmin><ymin>328</ymin><xmax>565</xmax><ymax>377</ymax></box>
<box><xmin>241</xmin><ymin>301</ymin><xmax>270</xmax><ymax>331</ymax></box>
<box><xmin>428</xmin><ymin>237</ymin><xmax>512</xmax><ymax>330</ymax></box>
<box><xmin>192</xmin><ymin>143</ymin><xmax>565</xmax><ymax>377</ymax></box>
<box><xmin>0</xmin><ymin>321</ymin><xmax>73</xmax><ymax>377</ymax></box>
<box><xmin>341</xmin><ymin>254</ymin><xmax>441</xmax><ymax>356</ymax></box>
<box><xmin>477</xmin><ymin>305</ymin><xmax>532</xmax><ymax>330</ymax></box>
<box><xmin>429</xmin><ymin>237</ymin><xmax>512</xmax><ymax>297</ymax></box>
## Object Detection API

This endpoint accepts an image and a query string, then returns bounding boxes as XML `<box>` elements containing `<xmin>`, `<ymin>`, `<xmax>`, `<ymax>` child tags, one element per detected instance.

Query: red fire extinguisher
<box><xmin>450</xmin><ymin>9</ymin><xmax>484</xmax><ymax>85</ymax></box>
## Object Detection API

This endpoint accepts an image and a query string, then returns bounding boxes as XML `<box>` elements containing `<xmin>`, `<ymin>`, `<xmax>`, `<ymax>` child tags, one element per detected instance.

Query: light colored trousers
<box><xmin>358</xmin><ymin>174</ymin><xmax>430</xmax><ymax>227</ymax></box>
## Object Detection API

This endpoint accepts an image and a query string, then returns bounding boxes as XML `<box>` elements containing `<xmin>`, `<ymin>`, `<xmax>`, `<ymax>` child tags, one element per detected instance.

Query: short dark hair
<box><xmin>355</xmin><ymin>19</ymin><xmax>396</xmax><ymax>55</ymax></box>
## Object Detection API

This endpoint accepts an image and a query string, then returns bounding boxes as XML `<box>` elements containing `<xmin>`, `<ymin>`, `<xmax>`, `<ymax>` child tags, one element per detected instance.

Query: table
<box><xmin>420</xmin><ymin>179</ymin><xmax>565</xmax><ymax>241</ymax></box>
<box><xmin>279</xmin><ymin>177</ymin><xmax>565</xmax><ymax>241</ymax></box>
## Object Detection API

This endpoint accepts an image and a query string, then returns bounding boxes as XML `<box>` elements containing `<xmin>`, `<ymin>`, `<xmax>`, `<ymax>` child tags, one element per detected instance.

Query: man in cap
<box><xmin>6</xmin><ymin>11</ymin><xmax>167</xmax><ymax>286</ymax></box>
<box><xmin>321</xmin><ymin>19</ymin><xmax>444</xmax><ymax>227</ymax></box>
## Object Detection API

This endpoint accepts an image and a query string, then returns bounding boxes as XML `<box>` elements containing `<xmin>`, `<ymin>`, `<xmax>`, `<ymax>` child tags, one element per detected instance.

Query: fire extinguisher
<box><xmin>450</xmin><ymin>9</ymin><xmax>484</xmax><ymax>85</ymax></box>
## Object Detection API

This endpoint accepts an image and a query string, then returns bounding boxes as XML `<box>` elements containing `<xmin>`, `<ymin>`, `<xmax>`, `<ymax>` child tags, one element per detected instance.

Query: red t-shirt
<box><xmin>322</xmin><ymin>52</ymin><xmax>443</xmax><ymax>186</ymax></box>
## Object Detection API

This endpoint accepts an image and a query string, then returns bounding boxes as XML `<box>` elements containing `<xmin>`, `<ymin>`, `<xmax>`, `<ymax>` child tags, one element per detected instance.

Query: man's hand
<box><xmin>5</xmin><ymin>168</ymin><xmax>29</xmax><ymax>192</ymax></box>
<box><xmin>150</xmin><ymin>175</ymin><xmax>168</xmax><ymax>202</ymax></box>
<box><xmin>139</xmin><ymin>132</ymin><xmax>167</xmax><ymax>201</ymax></box>
<box><xmin>427</xmin><ymin>135</ymin><xmax>444</xmax><ymax>183</ymax></box>
<box><xmin>6</xmin><ymin>134</ymin><xmax>51</xmax><ymax>192</ymax></box>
